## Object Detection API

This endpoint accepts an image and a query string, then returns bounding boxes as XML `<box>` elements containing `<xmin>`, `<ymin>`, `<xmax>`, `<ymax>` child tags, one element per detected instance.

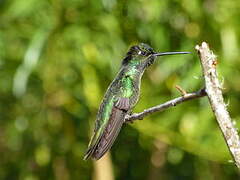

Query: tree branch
<box><xmin>125</xmin><ymin>88</ymin><xmax>206</xmax><ymax>122</ymax></box>
<box><xmin>124</xmin><ymin>41</ymin><xmax>240</xmax><ymax>169</ymax></box>
<box><xmin>196</xmin><ymin>42</ymin><xmax>240</xmax><ymax>169</ymax></box>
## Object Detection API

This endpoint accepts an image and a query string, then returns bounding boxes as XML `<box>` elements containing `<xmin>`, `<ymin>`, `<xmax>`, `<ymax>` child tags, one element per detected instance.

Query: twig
<box><xmin>125</xmin><ymin>88</ymin><xmax>206</xmax><ymax>122</ymax></box>
<box><xmin>175</xmin><ymin>85</ymin><xmax>187</xmax><ymax>96</ymax></box>
<box><xmin>196</xmin><ymin>42</ymin><xmax>240</xmax><ymax>169</ymax></box>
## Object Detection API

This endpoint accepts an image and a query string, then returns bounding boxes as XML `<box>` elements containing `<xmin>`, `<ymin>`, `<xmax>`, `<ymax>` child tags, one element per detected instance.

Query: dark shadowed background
<box><xmin>0</xmin><ymin>0</ymin><xmax>240</xmax><ymax>179</ymax></box>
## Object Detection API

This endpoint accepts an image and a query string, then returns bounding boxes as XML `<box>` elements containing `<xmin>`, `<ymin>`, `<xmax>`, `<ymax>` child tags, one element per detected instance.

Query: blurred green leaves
<box><xmin>13</xmin><ymin>28</ymin><xmax>50</xmax><ymax>97</ymax></box>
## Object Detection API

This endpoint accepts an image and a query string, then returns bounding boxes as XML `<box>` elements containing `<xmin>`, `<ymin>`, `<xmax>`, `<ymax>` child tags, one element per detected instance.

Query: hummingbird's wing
<box><xmin>84</xmin><ymin>75</ymin><xmax>134</xmax><ymax>160</ymax></box>
<box><xmin>84</xmin><ymin>97</ymin><xmax>130</xmax><ymax>160</ymax></box>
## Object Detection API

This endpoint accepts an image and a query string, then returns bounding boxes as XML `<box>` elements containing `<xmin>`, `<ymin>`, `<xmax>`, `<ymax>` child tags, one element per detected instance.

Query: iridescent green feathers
<box><xmin>84</xmin><ymin>107</ymin><xmax>127</xmax><ymax>160</ymax></box>
<box><xmin>84</xmin><ymin>43</ymin><xmax>155</xmax><ymax>160</ymax></box>
<box><xmin>84</xmin><ymin>43</ymin><xmax>191</xmax><ymax>160</ymax></box>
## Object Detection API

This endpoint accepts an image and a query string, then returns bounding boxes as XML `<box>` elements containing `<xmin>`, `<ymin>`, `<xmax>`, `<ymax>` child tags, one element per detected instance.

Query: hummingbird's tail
<box><xmin>84</xmin><ymin>107</ymin><xmax>126</xmax><ymax>160</ymax></box>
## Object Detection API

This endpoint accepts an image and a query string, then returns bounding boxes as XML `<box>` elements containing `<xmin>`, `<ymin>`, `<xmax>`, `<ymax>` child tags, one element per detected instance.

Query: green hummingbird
<box><xmin>84</xmin><ymin>43</ymin><xmax>190</xmax><ymax>160</ymax></box>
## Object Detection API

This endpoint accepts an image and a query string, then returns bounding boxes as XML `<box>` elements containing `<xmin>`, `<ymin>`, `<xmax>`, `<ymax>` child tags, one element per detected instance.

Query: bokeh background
<box><xmin>1</xmin><ymin>0</ymin><xmax>240</xmax><ymax>179</ymax></box>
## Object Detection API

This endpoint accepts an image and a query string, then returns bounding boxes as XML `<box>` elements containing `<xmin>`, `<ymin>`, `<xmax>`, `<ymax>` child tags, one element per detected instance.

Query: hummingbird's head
<box><xmin>122</xmin><ymin>43</ymin><xmax>191</xmax><ymax>67</ymax></box>
<box><xmin>135</xmin><ymin>43</ymin><xmax>155</xmax><ymax>56</ymax></box>
<box><xmin>122</xmin><ymin>43</ymin><xmax>155</xmax><ymax>65</ymax></box>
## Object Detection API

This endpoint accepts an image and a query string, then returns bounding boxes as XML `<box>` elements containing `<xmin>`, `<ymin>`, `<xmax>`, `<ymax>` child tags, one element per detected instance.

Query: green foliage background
<box><xmin>1</xmin><ymin>0</ymin><xmax>240</xmax><ymax>179</ymax></box>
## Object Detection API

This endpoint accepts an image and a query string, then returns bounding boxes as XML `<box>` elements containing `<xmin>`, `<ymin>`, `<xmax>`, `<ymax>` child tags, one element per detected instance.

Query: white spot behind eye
<box><xmin>138</xmin><ymin>51</ymin><xmax>142</xmax><ymax>55</ymax></box>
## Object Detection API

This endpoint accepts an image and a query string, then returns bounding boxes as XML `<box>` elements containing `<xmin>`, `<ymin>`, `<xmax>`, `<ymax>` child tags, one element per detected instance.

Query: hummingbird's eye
<box><xmin>139</xmin><ymin>51</ymin><xmax>149</xmax><ymax>56</ymax></box>
<box><xmin>137</xmin><ymin>50</ymin><xmax>145</xmax><ymax>56</ymax></box>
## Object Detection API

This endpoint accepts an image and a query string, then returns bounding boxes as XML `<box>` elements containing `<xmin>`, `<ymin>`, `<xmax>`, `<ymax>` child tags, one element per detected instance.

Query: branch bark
<box><xmin>124</xmin><ymin>41</ymin><xmax>240</xmax><ymax>169</ymax></box>
<box><xmin>196</xmin><ymin>42</ymin><xmax>240</xmax><ymax>169</ymax></box>
<box><xmin>125</xmin><ymin>88</ymin><xmax>206</xmax><ymax>122</ymax></box>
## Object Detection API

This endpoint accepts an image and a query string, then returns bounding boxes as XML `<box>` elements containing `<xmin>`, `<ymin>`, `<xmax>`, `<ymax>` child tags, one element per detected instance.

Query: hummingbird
<box><xmin>84</xmin><ymin>43</ymin><xmax>190</xmax><ymax>160</ymax></box>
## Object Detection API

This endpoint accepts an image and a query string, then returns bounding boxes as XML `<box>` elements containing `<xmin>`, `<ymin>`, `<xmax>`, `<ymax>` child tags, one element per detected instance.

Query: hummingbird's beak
<box><xmin>153</xmin><ymin>51</ymin><xmax>191</xmax><ymax>56</ymax></box>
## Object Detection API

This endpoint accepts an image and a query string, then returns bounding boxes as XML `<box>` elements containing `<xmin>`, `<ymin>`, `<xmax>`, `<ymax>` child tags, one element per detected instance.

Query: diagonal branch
<box><xmin>124</xmin><ymin>41</ymin><xmax>240</xmax><ymax>169</ymax></box>
<box><xmin>125</xmin><ymin>88</ymin><xmax>206</xmax><ymax>122</ymax></box>
<box><xmin>196</xmin><ymin>42</ymin><xmax>240</xmax><ymax>169</ymax></box>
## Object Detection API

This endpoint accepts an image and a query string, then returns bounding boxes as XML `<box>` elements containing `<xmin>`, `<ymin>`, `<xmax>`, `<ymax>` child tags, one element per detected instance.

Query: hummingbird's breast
<box><xmin>124</xmin><ymin>66</ymin><xmax>144</xmax><ymax>107</ymax></box>
<box><xmin>94</xmin><ymin>65</ymin><xmax>143</xmax><ymax>130</ymax></box>
<box><xmin>131</xmin><ymin>73</ymin><xmax>143</xmax><ymax>106</ymax></box>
